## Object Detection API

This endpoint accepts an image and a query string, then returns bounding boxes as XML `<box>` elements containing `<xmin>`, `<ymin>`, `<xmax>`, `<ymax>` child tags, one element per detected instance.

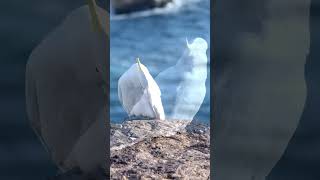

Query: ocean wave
<box><xmin>110</xmin><ymin>0</ymin><xmax>201</xmax><ymax>20</ymax></box>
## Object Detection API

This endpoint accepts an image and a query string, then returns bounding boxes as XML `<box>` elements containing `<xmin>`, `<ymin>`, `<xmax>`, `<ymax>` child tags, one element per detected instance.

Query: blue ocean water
<box><xmin>110</xmin><ymin>0</ymin><xmax>210</xmax><ymax>123</ymax></box>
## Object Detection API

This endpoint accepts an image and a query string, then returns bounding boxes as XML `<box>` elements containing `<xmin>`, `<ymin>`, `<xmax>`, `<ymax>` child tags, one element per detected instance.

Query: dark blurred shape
<box><xmin>111</xmin><ymin>0</ymin><xmax>172</xmax><ymax>14</ymax></box>
<box><xmin>267</xmin><ymin>0</ymin><xmax>320</xmax><ymax>179</ymax></box>
<box><xmin>0</xmin><ymin>0</ymin><xmax>109</xmax><ymax>179</ymax></box>
<box><xmin>213</xmin><ymin>0</ymin><xmax>310</xmax><ymax>179</ymax></box>
<box><xmin>47</xmin><ymin>167</ymin><xmax>106</xmax><ymax>180</ymax></box>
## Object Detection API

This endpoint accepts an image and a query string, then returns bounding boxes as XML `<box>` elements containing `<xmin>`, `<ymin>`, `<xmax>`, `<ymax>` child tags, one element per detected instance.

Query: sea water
<box><xmin>110</xmin><ymin>0</ymin><xmax>210</xmax><ymax>123</ymax></box>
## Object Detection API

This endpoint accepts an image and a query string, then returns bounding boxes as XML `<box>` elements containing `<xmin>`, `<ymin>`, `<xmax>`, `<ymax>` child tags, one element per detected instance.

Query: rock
<box><xmin>111</xmin><ymin>120</ymin><xmax>210</xmax><ymax>179</ymax></box>
<box><xmin>186</xmin><ymin>119</ymin><xmax>210</xmax><ymax>135</ymax></box>
<box><xmin>111</xmin><ymin>0</ymin><xmax>173</xmax><ymax>14</ymax></box>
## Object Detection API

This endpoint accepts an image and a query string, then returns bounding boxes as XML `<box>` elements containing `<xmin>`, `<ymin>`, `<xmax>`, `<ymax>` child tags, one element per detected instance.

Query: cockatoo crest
<box><xmin>186</xmin><ymin>37</ymin><xmax>208</xmax><ymax>51</ymax></box>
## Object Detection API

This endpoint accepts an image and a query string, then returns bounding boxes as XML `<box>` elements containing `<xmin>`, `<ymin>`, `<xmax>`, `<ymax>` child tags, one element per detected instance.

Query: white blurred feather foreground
<box><xmin>155</xmin><ymin>37</ymin><xmax>208</xmax><ymax>120</ymax></box>
<box><xmin>118</xmin><ymin>37</ymin><xmax>208</xmax><ymax>121</ymax></box>
<box><xmin>26</xmin><ymin>1</ymin><xmax>108</xmax><ymax>177</ymax></box>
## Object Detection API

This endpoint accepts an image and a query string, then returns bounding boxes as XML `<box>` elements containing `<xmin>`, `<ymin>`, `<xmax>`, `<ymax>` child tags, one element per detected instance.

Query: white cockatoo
<box><xmin>26</xmin><ymin>0</ymin><xmax>109</xmax><ymax>175</ymax></box>
<box><xmin>155</xmin><ymin>37</ymin><xmax>208</xmax><ymax>120</ymax></box>
<box><xmin>118</xmin><ymin>58</ymin><xmax>165</xmax><ymax>120</ymax></box>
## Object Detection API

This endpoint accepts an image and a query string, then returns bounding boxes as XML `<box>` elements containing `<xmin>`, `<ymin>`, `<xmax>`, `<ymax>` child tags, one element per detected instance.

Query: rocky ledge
<box><xmin>110</xmin><ymin>120</ymin><xmax>210</xmax><ymax>179</ymax></box>
<box><xmin>111</xmin><ymin>0</ymin><xmax>173</xmax><ymax>14</ymax></box>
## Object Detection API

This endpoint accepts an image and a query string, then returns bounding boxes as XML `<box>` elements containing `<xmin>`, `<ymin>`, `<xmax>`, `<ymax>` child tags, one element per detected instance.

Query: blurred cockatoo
<box><xmin>26</xmin><ymin>0</ymin><xmax>109</xmax><ymax>176</ymax></box>
<box><xmin>155</xmin><ymin>37</ymin><xmax>208</xmax><ymax>120</ymax></box>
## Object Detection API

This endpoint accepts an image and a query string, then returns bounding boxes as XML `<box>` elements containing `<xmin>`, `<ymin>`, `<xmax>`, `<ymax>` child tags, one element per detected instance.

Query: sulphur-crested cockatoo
<box><xmin>26</xmin><ymin>0</ymin><xmax>109</xmax><ymax>175</ymax></box>
<box><xmin>155</xmin><ymin>37</ymin><xmax>208</xmax><ymax>120</ymax></box>
<box><xmin>118</xmin><ymin>58</ymin><xmax>165</xmax><ymax>120</ymax></box>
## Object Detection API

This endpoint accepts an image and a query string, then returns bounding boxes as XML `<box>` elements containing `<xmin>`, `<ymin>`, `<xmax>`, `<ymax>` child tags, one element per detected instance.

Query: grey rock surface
<box><xmin>110</xmin><ymin>120</ymin><xmax>210</xmax><ymax>179</ymax></box>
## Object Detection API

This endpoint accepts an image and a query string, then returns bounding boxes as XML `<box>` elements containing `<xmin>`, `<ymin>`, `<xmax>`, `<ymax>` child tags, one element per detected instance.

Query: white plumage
<box><xmin>155</xmin><ymin>37</ymin><xmax>208</xmax><ymax>120</ymax></box>
<box><xmin>26</xmin><ymin>1</ymin><xmax>108</xmax><ymax>174</ymax></box>
<box><xmin>118</xmin><ymin>59</ymin><xmax>165</xmax><ymax>120</ymax></box>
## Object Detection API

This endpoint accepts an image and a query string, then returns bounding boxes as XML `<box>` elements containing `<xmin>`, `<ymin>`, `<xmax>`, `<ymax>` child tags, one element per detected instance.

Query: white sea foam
<box><xmin>110</xmin><ymin>0</ymin><xmax>201</xmax><ymax>20</ymax></box>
